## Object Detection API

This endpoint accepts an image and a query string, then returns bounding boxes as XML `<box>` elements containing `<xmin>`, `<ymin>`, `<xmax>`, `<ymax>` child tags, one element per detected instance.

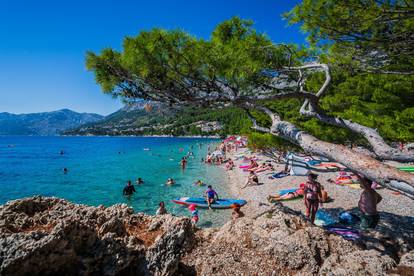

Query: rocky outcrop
<box><xmin>0</xmin><ymin>197</ymin><xmax>410</xmax><ymax>275</ymax></box>
<box><xmin>180</xmin><ymin>205</ymin><xmax>397</xmax><ymax>275</ymax></box>
<box><xmin>0</xmin><ymin>196</ymin><xmax>194</xmax><ymax>276</ymax></box>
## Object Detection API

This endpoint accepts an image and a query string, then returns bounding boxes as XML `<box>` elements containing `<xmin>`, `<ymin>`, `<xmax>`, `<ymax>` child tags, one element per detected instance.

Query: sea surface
<box><xmin>0</xmin><ymin>136</ymin><xmax>232</xmax><ymax>227</ymax></box>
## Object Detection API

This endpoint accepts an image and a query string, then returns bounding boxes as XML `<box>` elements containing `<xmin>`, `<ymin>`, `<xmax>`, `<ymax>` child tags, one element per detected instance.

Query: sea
<box><xmin>0</xmin><ymin>136</ymin><xmax>232</xmax><ymax>227</ymax></box>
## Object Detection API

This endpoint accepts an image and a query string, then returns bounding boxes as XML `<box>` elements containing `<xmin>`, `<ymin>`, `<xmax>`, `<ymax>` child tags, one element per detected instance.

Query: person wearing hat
<box><xmin>304</xmin><ymin>173</ymin><xmax>323</xmax><ymax>223</ymax></box>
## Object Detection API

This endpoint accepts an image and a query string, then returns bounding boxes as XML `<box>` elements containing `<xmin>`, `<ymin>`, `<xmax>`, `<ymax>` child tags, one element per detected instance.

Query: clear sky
<box><xmin>0</xmin><ymin>0</ymin><xmax>304</xmax><ymax>115</ymax></box>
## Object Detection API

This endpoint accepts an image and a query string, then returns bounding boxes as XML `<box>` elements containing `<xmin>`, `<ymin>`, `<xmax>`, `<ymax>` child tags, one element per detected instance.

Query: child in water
<box><xmin>188</xmin><ymin>204</ymin><xmax>199</xmax><ymax>224</ymax></box>
<box><xmin>156</xmin><ymin>201</ymin><xmax>167</xmax><ymax>215</ymax></box>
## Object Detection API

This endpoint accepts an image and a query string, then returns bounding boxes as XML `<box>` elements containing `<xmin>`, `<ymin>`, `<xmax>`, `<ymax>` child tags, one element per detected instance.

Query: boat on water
<box><xmin>172</xmin><ymin>197</ymin><xmax>247</xmax><ymax>209</ymax></box>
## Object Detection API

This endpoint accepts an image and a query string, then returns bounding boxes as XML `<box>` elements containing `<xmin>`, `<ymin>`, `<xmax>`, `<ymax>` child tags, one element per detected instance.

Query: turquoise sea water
<box><xmin>0</xmin><ymin>136</ymin><xmax>232</xmax><ymax>227</ymax></box>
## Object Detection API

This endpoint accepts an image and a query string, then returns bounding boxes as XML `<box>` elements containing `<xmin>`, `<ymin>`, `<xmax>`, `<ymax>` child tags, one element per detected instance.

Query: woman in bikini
<box><xmin>304</xmin><ymin>173</ymin><xmax>323</xmax><ymax>223</ymax></box>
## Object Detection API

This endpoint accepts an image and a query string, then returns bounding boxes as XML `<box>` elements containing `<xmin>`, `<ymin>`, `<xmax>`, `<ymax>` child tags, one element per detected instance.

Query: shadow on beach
<box><xmin>322</xmin><ymin>207</ymin><xmax>414</xmax><ymax>260</ymax></box>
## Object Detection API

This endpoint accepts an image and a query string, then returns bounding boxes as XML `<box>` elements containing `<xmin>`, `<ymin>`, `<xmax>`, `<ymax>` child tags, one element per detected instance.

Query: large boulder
<box><xmin>0</xmin><ymin>196</ymin><xmax>194</xmax><ymax>276</ymax></box>
<box><xmin>180</xmin><ymin>205</ymin><xmax>397</xmax><ymax>275</ymax></box>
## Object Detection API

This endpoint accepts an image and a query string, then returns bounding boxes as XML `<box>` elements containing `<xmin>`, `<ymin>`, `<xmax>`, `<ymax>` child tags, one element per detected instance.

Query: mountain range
<box><xmin>0</xmin><ymin>109</ymin><xmax>104</xmax><ymax>136</ymax></box>
<box><xmin>0</xmin><ymin>102</ymin><xmax>248</xmax><ymax>136</ymax></box>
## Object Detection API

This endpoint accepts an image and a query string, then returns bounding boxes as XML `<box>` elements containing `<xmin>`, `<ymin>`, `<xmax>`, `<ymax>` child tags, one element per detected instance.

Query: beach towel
<box><xmin>315</xmin><ymin>209</ymin><xmax>336</xmax><ymax>226</ymax></box>
<box><xmin>307</xmin><ymin>160</ymin><xmax>321</xmax><ymax>166</ymax></box>
<box><xmin>269</xmin><ymin>172</ymin><xmax>289</xmax><ymax>179</ymax></box>
<box><xmin>325</xmin><ymin>226</ymin><xmax>361</xmax><ymax>241</ymax></box>
<box><xmin>277</xmin><ymin>188</ymin><xmax>297</xmax><ymax>196</ymax></box>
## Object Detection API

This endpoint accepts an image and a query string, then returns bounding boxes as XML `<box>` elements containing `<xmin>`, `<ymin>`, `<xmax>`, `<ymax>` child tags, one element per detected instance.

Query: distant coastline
<box><xmin>60</xmin><ymin>134</ymin><xmax>222</xmax><ymax>139</ymax></box>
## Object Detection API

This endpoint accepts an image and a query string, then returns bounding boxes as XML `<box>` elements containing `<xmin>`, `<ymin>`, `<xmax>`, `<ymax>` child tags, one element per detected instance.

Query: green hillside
<box><xmin>64</xmin><ymin>106</ymin><xmax>249</xmax><ymax>137</ymax></box>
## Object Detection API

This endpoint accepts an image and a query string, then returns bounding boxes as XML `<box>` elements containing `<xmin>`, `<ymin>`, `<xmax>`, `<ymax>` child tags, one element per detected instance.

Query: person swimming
<box><xmin>194</xmin><ymin>180</ymin><xmax>204</xmax><ymax>186</ymax></box>
<box><xmin>136</xmin><ymin>178</ymin><xmax>144</xmax><ymax>185</ymax></box>
<box><xmin>166</xmin><ymin>178</ymin><xmax>175</xmax><ymax>185</ymax></box>
<box><xmin>123</xmin><ymin>180</ymin><xmax>136</xmax><ymax>196</ymax></box>
<box><xmin>63</xmin><ymin>168</ymin><xmax>68</xmax><ymax>174</ymax></box>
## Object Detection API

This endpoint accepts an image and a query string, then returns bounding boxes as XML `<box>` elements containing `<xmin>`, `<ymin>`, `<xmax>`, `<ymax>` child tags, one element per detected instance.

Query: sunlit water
<box><xmin>0</xmin><ymin>136</ymin><xmax>232</xmax><ymax>227</ymax></box>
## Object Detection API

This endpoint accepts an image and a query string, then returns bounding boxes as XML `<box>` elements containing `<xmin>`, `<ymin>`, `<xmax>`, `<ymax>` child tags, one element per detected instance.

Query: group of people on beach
<box><xmin>217</xmin><ymin>136</ymin><xmax>384</xmax><ymax>231</ymax></box>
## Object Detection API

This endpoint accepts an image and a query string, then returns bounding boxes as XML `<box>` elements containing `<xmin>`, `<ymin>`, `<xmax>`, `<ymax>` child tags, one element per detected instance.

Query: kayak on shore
<box><xmin>172</xmin><ymin>197</ymin><xmax>247</xmax><ymax>209</ymax></box>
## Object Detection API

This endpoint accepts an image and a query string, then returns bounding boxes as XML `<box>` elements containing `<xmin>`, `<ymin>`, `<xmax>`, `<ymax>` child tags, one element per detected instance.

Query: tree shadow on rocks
<box><xmin>322</xmin><ymin>207</ymin><xmax>414</xmax><ymax>261</ymax></box>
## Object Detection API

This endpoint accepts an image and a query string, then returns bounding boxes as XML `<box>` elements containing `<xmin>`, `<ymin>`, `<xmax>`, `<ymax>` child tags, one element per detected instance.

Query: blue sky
<box><xmin>0</xmin><ymin>0</ymin><xmax>304</xmax><ymax>115</ymax></box>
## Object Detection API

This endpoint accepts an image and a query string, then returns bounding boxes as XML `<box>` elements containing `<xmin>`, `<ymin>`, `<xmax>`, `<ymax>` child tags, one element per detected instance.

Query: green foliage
<box><xmin>247</xmin><ymin>132</ymin><xmax>300</xmax><ymax>152</ymax></box>
<box><xmin>286</xmin><ymin>0</ymin><xmax>414</xmax><ymax>72</ymax></box>
<box><xmin>86</xmin><ymin>17</ymin><xmax>291</xmax><ymax>104</ymax></box>
<box><xmin>85</xmin><ymin>13</ymin><xmax>414</xmax><ymax>148</ymax></box>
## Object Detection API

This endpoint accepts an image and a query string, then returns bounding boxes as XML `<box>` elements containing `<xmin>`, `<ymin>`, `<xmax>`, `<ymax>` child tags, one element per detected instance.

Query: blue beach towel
<box><xmin>270</xmin><ymin>172</ymin><xmax>289</xmax><ymax>179</ymax></box>
<box><xmin>278</xmin><ymin>188</ymin><xmax>297</xmax><ymax>196</ymax></box>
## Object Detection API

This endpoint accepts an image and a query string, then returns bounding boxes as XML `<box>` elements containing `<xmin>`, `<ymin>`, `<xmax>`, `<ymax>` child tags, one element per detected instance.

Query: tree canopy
<box><xmin>86</xmin><ymin>10</ymin><xmax>414</xmax><ymax>196</ymax></box>
<box><xmin>286</xmin><ymin>0</ymin><xmax>414</xmax><ymax>74</ymax></box>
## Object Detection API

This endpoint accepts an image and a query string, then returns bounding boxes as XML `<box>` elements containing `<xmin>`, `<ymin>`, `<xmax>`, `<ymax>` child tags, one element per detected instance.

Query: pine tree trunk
<box><xmin>272</xmin><ymin>120</ymin><xmax>414</xmax><ymax>197</ymax></box>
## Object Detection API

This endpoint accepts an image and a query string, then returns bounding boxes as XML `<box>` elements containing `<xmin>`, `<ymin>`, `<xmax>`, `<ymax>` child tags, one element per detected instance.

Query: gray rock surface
<box><xmin>0</xmin><ymin>196</ymin><xmax>194</xmax><ymax>276</ymax></box>
<box><xmin>180</xmin><ymin>205</ymin><xmax>398</xmax><ymax>275</ymax></box>
<box><xmin>1</xmin><ymin>197</ymin><xmax>411</xmax><ymax>275</ymax></box>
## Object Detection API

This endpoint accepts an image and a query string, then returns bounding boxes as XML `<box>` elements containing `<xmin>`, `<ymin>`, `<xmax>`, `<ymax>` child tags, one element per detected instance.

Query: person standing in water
<box><xmin>123</xmin><ymin>180</ymin><xmax>136</xmax><ymax>196</ymax></box>
<box><xmin>188</xmin><ymin>204</ymin><xmax>199</xmax><ymax>224</ymax></box>
<box><xmin>357</xmin><ymin>175</ymin><xmax>382</xmax><ymax>230</ymax></box>
<box><xmin>180</xmin><ymin>157</ymin><xmax>187</xmax><ymax>169</ymax></box>
<box><xmin>304</xmin><ymin>173</ymin><xmax>322</xmax><ymax>223</ymax></box>
<box><xmin>156</xmin><ymin>201</ymin><xmax>167</xmax><ymax>215</ymax></box>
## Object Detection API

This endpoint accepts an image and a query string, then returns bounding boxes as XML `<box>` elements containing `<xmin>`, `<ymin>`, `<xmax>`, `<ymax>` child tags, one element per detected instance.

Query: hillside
<box><xmin>65</xmin><ymin>105</ymin><xmax>250</xmax><ymax>137</ymax></box>
<box><xmin>0</xmin><ymin>109</ymin><xmax>103</xmax><ymax>136</ymax></box>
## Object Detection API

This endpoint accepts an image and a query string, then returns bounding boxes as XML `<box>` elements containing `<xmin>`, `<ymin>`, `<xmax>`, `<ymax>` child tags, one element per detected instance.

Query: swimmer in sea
<box><xmin>63</xmin><ymin>168</ymin><xmax>68</xmax><ymax>174</ymax></box>
<box><xmin>166</xmin><ymin>178</ymin><xmax>175</xmax><ymax>185</ymax></box>
<box><xmin>180</xmin><ymin>157</ymin><xmax>187</xmax><ymax>169</ymax></box>
<box><xmin>194</xmin><ymin>180</ymin><xmax>204</xmax><ymax>186</ymax></box>
<box><xmin>123</xmin><ymin>180</ymin><xmax>136</xmax><ymax>196</ymax></box>
<box><xmin>136</xmin><ymin>177</ymin><xmax>144</xmax><ymax>185</ymax></box>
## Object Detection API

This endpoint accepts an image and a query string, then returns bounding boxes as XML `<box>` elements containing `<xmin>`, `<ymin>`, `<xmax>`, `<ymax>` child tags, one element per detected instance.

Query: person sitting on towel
<box><xmin>242</xmin><ymin>171</ymin><xmax>259</xmax><ymax>188</ymax></box>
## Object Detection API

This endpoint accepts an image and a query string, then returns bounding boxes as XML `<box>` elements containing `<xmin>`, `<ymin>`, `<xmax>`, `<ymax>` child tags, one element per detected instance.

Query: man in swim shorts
<box><xmin>357</xmin><ymin>175</ymin><xmax>382</xmax><ymax>230</ymax></box>
<box><xmin>205</xmin><ymin>185</ymin><xmax>219</xmax><ymax>209</ymax></box>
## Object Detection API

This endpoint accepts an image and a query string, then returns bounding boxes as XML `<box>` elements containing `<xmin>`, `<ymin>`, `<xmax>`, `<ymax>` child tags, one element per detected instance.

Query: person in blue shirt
<box><xmin>205</xmin><ymin>185</ymin><xmax>219</xmax><ymax>209</ymax></box>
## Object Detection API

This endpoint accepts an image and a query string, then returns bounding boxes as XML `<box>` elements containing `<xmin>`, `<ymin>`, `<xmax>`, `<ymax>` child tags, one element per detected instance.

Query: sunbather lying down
<box><xmin>267</xmin><ymin>184</ymin><xmax>305</xmax><ymax>202</ymax></box>
<box><xmin>267</xmin><ymin>184</ymin><xmax>330</xmax><ymax>203</ymax></box>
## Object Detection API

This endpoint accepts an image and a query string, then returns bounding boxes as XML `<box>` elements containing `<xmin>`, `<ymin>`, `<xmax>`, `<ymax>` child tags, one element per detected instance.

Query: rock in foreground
<box><xmin>0</xmin><ymin>197</ymin><xmax>194</xmax><ymax>275</ymax></box>
<box><xmin>1</xmin><ymin>197</ymin><xmax>411</xmax><ymax>275</ymax></box>
<box><xmin>180</xmin><ymin>205</ymin><xmax>397</xmax><ymax>275</ymax></box>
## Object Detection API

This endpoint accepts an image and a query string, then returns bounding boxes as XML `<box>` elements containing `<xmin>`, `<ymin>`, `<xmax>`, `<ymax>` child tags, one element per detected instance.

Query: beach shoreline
<box><xmin>223</xmin><ymin>147</ymin><xmax>414</xmax><ymax>222</ymax></box>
